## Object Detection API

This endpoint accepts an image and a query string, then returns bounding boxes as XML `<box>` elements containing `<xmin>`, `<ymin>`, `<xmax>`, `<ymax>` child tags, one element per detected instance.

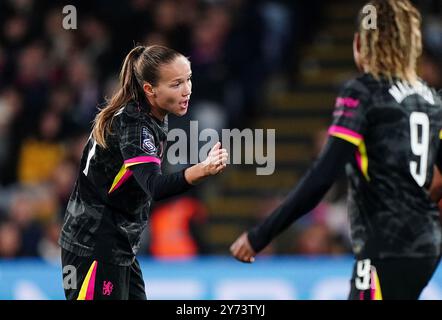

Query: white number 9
<box><xmin>355</xmin><ymin>259</ymin><xmax>371</xmax><ymax>290</ymax></box>
<box><xmin>409</xmin><ymin>112</ymin><xmax>429</xmax><ymax>187</ymax></box>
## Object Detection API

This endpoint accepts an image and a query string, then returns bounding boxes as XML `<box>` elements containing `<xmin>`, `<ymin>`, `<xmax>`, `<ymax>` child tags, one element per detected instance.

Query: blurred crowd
<box><xmin>0</xmin><ymin>0</ymin><xmax>441</xmax><ymax>261</ymax></box>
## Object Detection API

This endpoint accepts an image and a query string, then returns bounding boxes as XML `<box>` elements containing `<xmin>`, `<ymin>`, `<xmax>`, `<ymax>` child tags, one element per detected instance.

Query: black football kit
<box><xmin>59</xmin><ymin>99</ymin><xmax>192</xmax><ymax>300</ymax></box>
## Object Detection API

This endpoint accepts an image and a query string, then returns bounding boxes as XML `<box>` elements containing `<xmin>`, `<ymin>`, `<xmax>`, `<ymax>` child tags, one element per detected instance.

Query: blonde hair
<box><xmin>92</xmin><ymin>45</ymin><xmax>182</xmax><ymax>148</ymax></box>
<box><xmin>358</xmin><ymin>0</ymin><xmax>422</xmax><ymax>84</ymax></box>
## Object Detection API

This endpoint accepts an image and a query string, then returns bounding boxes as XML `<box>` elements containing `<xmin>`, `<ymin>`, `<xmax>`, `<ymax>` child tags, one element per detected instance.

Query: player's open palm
<box><xmin>230</xmin><ymin>232</ymin><xmax>256</xmax><ymax>263</ymax></box>
<box><xmin>202</xmin><ymin>142</ymin><xmax>228</xmax><ymax>175</ymax></box>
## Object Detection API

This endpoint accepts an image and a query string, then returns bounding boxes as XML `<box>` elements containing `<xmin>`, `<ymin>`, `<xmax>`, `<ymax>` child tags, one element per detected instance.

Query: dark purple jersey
<box><xmin>59</xmin><ymin>100</ymin><xmax>168</xmax><ymax>265</ymax></box>
<box><xmin>329</xmin><ymin>73</ymin><xmax>442</xmax><ymax>259</ymax></box>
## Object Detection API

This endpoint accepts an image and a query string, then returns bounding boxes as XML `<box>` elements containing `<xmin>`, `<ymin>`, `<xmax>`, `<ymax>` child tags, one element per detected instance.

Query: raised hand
<box><xmin>201</xmin><ymin>142</ymin><xmax>228</xmax><ymax>176</ymax></box>
<box><xmin>230</xmin><ymin>232</ymin><xmax>256</xmax><ymax>263</ymax></box>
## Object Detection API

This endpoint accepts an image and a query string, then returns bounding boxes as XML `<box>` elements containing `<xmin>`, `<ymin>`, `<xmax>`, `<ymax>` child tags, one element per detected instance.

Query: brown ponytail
<box><xmin>92</xmin><ymin>46</ymin><xmax>145</xmax><ymax>148</ymax></box>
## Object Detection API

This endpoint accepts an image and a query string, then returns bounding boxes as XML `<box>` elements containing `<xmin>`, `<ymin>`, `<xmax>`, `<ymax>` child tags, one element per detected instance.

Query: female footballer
<box><xmin>60</xmin><ymin>45</ymin><xmax>228</xmax><ymax>300</ymax></box>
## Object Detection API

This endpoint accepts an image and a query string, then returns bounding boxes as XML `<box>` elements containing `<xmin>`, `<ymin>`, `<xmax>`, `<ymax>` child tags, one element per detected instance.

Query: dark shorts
<box><xmin>61</xmin><ymin>248</ymin><xmax>147</xmax><ymax>300</ymax></box>
<box><xmin>348</xmin><ymin>256</ymin><xmax>441</xmax><ymax>300</ymax></box>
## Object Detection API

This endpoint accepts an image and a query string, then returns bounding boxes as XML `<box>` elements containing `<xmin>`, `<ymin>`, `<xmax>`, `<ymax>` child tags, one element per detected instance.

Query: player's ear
<box><xmin>353</xmin><ymin>32</ymin><xmax>361</xmax><ymax>53</ymax></box>
<box><xmin>353</xmin><ymin>32</ymin><xmax>364</xmax><ymax>72</ymax></box>
<box><xmin>143</xmin><ymin>83</ymin><xmax>155</xmax><ymax>97</ymax></box>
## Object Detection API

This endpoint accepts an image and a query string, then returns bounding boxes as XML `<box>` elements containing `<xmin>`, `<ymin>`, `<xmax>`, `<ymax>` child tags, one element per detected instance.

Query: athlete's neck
<box><xmin>149</xmin><ymin>107</ymin><xmax>167</xmax><ymax>122</ymax></box>
<box><xmin>146</xmin><ymin>97</ymin><xmax>167</xmax><ymax>122</ymax></box>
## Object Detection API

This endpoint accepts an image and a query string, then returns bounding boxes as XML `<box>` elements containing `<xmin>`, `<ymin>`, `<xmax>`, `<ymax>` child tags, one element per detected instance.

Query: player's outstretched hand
<box><xmin>230</xmin><ymin>232</ymin><xmax>256</xmax><ymax>263</ymax></box>
<box><xmin>202</xmin><ymin>142</ymin><xmax>228</xmax><ymax>175</ymax></box>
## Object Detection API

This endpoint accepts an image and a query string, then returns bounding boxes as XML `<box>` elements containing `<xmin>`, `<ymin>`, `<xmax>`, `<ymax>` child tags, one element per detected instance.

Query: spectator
<box><xmin>17</xmin><ymin>110</ymin><xmax>65</xmax><ymax>185</ymax></box>
<box><xmin>148</xmin><ymin>195</ymin><xmax>209</xmax><ymax>258</ymax></box>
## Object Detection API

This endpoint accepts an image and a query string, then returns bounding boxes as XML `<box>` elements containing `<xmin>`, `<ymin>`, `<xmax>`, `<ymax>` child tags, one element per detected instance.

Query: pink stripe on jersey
<box><xmin>370</xmin><ymin>270</ymin><xmax>375</xmax><ymax>300</ymax></box>
<box><xmin>124</xmin><ymin>156</ymin><xmax>161</xmax><ymax>166</ymax></box>
<box><xmin>328</xmin><ymin>125</ymin><xmax>362</xmax><ymax>140</ymax></box>
<box><xmin>335</xmin><ymin>97</ymin><xmax>360</xmax><ymax>108</ymax></box>
<box><xmin>85</xmin><ymin>261</ymin><xmax>97</xmax><ymax>300</ymax></box>
<box><xmin>355</xmin><ymin>151</ymin><xmax>362</xmax><ymax>173</ymax></box>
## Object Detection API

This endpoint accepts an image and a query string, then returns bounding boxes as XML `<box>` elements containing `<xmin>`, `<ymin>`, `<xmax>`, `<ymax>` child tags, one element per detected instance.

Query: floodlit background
<box><xmin>0</xmin><ymin>0</ymin><xmax>441</xmax><ymax>299</ymax></box>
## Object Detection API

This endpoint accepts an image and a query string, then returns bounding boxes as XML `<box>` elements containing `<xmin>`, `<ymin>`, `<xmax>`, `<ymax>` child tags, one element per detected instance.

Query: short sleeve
<box><xmin>328</xmin><ymin>79</ymin><xmax>370</xmax><ymax>147</ymax></box>
<box><xmin>119</xmin><ymin>120</ymin><xmax>162</xmax><ymax>168</ymax></box>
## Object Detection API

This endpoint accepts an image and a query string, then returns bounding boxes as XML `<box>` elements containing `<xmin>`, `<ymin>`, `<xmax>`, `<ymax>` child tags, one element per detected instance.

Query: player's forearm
<box><xmin>248</xmin><ymin>165</ymin><xmax>335</xmax><ymax>252</ymax></box>
<box><xmin>184</xmin><ymin>163</ymin><xmax>209</xmax><ymax>185</ymax></box>
<box><xmin>248</xmin><ymin>137</ymin><xmax>355</xmax><ymax>253</ymax></box>
<box><xmin>132</xmin><ymin>164</ymin><xmax>193</xmax><ymax>201</ymax></box>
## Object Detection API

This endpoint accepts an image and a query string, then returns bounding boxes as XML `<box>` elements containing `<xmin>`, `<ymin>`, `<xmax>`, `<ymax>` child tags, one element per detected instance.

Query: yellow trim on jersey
<box><xmin>331</xmin><ymin>132</ymin><xmax>362</xmax><ymax>146</ymax></box>
<box><xmin>108</xmin><ymin>165</ymin><xmax>127</xmax><ymax>193</ymax></box>
<box><xmin>371</xmin><ymin>267</ymin><xmax>383</xmax><ymax>300</ymax></box>
<box><xmin>358</xmin><ymin>141</ymin><xmax>370</xmax><ymax>181</ymax></box>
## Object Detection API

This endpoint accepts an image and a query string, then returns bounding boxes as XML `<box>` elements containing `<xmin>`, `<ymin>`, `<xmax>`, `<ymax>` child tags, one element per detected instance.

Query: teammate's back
<box><xmin>333</xmin><ymin>73</ymin><xmax>442</xmax><ymax>259</ymax></box>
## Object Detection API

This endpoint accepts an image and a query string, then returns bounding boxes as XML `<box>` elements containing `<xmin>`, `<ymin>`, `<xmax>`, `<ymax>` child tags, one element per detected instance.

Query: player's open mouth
<box><xmin>180</xmin><ymin>100</ymin><xmax>189</xmax><ymax>108</ymax></box>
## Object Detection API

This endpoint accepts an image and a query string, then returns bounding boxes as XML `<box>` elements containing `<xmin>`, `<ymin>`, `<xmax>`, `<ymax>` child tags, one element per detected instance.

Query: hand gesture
<box><xmin>230</xmin><ymin>232</ymin><xmax>256</xmax><ymax>263</ymax></box>
<box><xmin>202</xmin><ymin>142</ymin><xmax>228</xmax><ymax>176</ymax></box>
